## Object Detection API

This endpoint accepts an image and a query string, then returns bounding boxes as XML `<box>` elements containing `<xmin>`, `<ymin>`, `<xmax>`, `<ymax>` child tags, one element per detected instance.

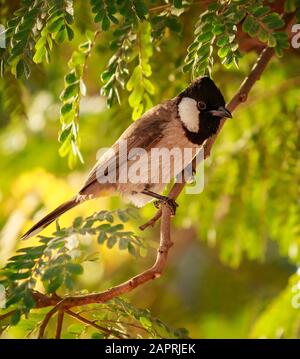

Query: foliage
<box><xmin>1</xmin><ymin>0</ymin><xmax>292</xmax><ymax>163</ymax></box>
<box><xmin>0</xmin><ymin>0</ymin><xmax>300</xmax><ymax>339</ymax></box>
<box><xmin>1</xmin><ymin>0</ymin><xmax>74</xmax><ymax>79</ymax></box>
<box><xmin>58</xmin><ymin>32</ymin><xmax>98</xmax><ymax>168</ymax></box>
<box><xmin>126</xmin><ymin>21</ymin><xmax>155</xmax><ymax>120</ymax></box>
<box><xmin>0</xmin><ymin>209</ymin><xmax>146</xmax><ymax>319</ymax></box>
<box><xmin>0</xmin><ymin>297</ymin><xmax>188</xmax><ymax>339</ymax></box>
<box><xmin>184</xmin><ymin>0</ymin><xmax>289</xmax><ymax>76</ymax></box>
<box><xmin>250</xmin><ymin>273</ymin><xmax>300</xmax><ymax>338</ymax></box>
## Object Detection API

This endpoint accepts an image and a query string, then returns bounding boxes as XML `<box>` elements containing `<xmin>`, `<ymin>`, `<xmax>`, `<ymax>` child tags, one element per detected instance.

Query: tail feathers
<box><xmin>21</xmin><ymin>198</ymin><xmax>79</xmax><ymax>240</ymax></box>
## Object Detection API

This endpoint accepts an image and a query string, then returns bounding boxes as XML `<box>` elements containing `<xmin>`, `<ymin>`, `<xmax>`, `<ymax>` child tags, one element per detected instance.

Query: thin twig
<box><xmin>102</xmin><ymin>318</ymin><xmax>148</xmax><ymax>332</ymax></box>
<box><xmin>38</xmin><ymin>300</ymin><xmax>65</xmax><ymax>339</ymax></box>
<box><xmin>55</xmin><ymin>310</ymin><xmax>64</xmax><ymax>339</ymax></box>
<box><xmin>65</xmin><ymin>309</ymin><xmax>126</xmax><ymax>339</ymax></box>
<box><xmin>149</xmin><ymin>1</ymin><xmax>209</xmax><ymax>13</ymax></box>
<box><xmin>0</xmin><ymin>309</ymin><xmax>16</xmax><ymax>321</ymax></box>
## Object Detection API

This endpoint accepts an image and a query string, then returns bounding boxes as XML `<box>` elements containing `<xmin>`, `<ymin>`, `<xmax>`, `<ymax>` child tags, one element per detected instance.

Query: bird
<box><xmin>21</xmin><ymin>76</ymin><xmax>231</xmax><ymax>240</ymax></box>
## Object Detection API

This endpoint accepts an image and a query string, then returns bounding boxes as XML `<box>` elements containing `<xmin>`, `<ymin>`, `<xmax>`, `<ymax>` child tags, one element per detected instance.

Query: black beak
<box><xmin>209</xmin><ymin>106</ymin><xmax>232</xmax><ymax>119</ymax></box>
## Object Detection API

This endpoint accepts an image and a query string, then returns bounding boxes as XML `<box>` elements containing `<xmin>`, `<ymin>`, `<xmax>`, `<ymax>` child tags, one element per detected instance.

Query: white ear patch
<box><xmin>178</xmin><ymin>97</ymin><xmax>199</xmax><ymax>132</ymax></box>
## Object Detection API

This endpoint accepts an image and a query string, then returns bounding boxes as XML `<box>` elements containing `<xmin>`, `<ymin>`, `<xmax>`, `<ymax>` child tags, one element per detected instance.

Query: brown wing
<box><xmin>79</xmin><ymin>100</ymin><xmax>176</xmax><ymax>194</ymax></box>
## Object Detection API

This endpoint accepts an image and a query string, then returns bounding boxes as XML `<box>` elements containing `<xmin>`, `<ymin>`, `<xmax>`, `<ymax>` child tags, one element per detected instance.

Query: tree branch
<box><xmin>0</xmin><ymin>309</ymin><xmax>16</xmax><ymax>321</ymax></box>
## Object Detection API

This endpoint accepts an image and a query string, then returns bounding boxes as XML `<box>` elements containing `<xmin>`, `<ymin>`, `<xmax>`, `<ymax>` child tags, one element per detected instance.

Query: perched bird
<box><xmin>21</xmin><ymin>76</ymin><xmax>231</xmax><ymax>240</ymax></box>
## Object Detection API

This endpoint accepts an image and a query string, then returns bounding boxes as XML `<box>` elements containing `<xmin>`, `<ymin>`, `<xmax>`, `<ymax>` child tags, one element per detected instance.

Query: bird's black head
<box><xmin>177</xmin><ymin>76</ymin><xmax>232</xmax><ymax>145</ymax></box>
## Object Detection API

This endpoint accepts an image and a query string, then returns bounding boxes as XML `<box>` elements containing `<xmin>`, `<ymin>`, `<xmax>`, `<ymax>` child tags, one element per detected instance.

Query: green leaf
<box><xmin>242</xmin><ymin>16</ymin><xmax>259</xmax><ymax>36</ymax></box>
<box><xmin>66</xmin><ymin>25</ymin><xmax>74</xmax><ymax>41</ymax></box>
<box><xmin>97</xmin><ymin>223</ymin><xmax>111</xmax><ymax>231</ymax></box>
<box><xmin>207</xmin><ymin>2</ymin><xmax>218</xmax><ymax>11</ymax></box>
<box><xmin>119</xmin><ymin>237</ymin><xmax>129</xmax><ymax>250</ymax></box>
<box><xmin>126</xmin><ymin>65</ymin><xmax>142</xmax><ymax>91</ymax></box>
<box><xmin>166</xmin><ymin>17</ymin><xmax>181</xmax><ymax>33</ymax></box>
<box><xmin>58</xmin><ymin>136</ymin><xmax>71</xmax><ymax>157</ymax></box>
<box><xmin>60</xmin><ymin>83</ymin><xmax>79</xmax><ymax>101</ymax></box>
<box><xmin>46</xmin><ymin>275</ymin><xmax>63</xmax><ymax>293</ymax></box>
<box><xmin>23</xmin><ymin>291</ymin><xmax>36</xmax><ymax>309</ymax></box>
<box><xmin>217</xmin><ymin>46</ymin><xmax>230</xmax><ymax>59</ymax></box>
<box><xmin>117</xmin><ymin>210</ymin><xmax>129</xmax><ymax>222</ymax></box>
<box><xmin>258</xmin><ymin>29</ymin><xmax>269</xmax><ymax>43</ymax></box>
<box><xmin>60</xmin><ymin>103</ymin><xmax>73</xmax><ymax>116</ymax></box>
<box><xmin>97</xmin><ymin>231</ymin><xmax>107</xmax><ymax>244</ymax></box>
<box><xmin>284</xmin><ymin>0</ymin><xmax>299</xmax><ymax>12</ymax></box>
<box><xmin>196</xmin><ymin>31</ymin><xmax>214</xmax><ymax>44</ymax></box>
<box><xmin>43</xmin><ymin>266</ymin><xmax>63</xmax><ymax>280</ymax></box>
<box><xmin>133</xmin><ymin>0</ymin><xmax>148</xmax><ymax>19</ymax></box>
<box><xmin>102</xmin><ymin>15</ymin><xmax>110</xmax><ymax>31</ymax></box>
<box><xmin>64</xmin><ymin>275</ymin><xmax>74</xmax><ymax>290</ymax></box>
<box><xmin>212</xmin><ymin>23</ymin><xmax>225</xmax><ymax>35</ymax></box>
<box><xmin>274</xmin><ymin>31</ymin><xmax>289</xmax><ymax>49</ymax></box>
<box><xmin>73</xmin><ymin>216</ymin><xmax>83</xmax><ymax>228</ymax></box>
<box><xmin>107</xmin><ymin>224</ymin><xmax>124</xmax><ymax>233</ymax></box>
<box><xmin>252</xmin><ymin>6</ymin><xmax>270</xmax><ymax>18</ymax></box>
<box><xmin>107</xmin><ymin>236</ymin><xmax>117</xmax><ymax>248</ymax></box>
<box><xmin>66</xmin><ymin>263</ymin><xmax>83</xmax><ymax>275</ymax></box>
<box><xmin>105</xmin><ymin>213</ymin><xmax>114</xmax><ymax>223</ymax></box>
<box><xmin>15</xmin><ymin>60</ymin><xmax>25</xmax><ymax>79</ymax></box>
<box><xmin>55</xmin><ymin>28</ymin><xmax>67</xmax><ymax>44</ymax></box>
<box><xmin>48</xmin><ymin>17</ymin><xmax>64</xmax><ymax>33</ymax></box>
<box><xmin>173</xmin><ymin>0</ymin><xmax>183</xmax><ymax>8</ymax></box>
<box><xmin>68</xmin><ymin>323</ymin><xmax>85</xmax><ymax>335</ymax></box>
<box><xmin>6</xmin><ymin>260</ymin><xmax>35</xmax><ymax>270</ymax></box>
<box><xmin>128</xmin><ymin>242</ymin><xmax>137</xmax><ymax>257</ymax></box>
<box><xmin>132</xmin><ymin>103</ymin><xmax>143</xmax><ymax>120</ymax></box>
<box><xmin>267</xmin><ymin>34</ymin><xmax>277</xmax><ymax>47</ymax></box>
<box><xmin>33</xmin><ymin>46</ymin><xmax>46</xmax><ymax>64</ymax></box>
<box><xmin>274</xmin><ymin>46</ymin><xmax>283</xmax><ymax>57</ymax></box>
<box><xmin>91</xmin><ymin>332</ymin><xmax>105</xmax><ymax>339</ymax></box>
<box><xmin>11</xmin><ymin>310</ymin><xmax>22</xmax><ymax>325</ymax></box>
<box><xmin>101</xmin><ymin>70</ymin><xmax>113</xmax><ymax>82</ymax></box>
<box><xmin>139</xmin><ymin>246</ymin><xmax>148</xmax><ymax>258</ymax></box>
<box><xmin>9</xmin><ymin>271</ymin><xmax>32</xmax><ymax>280</ymax></box>
<box><xmin>216</xmin><ymin>36</ymin><xmax>229</xmax><ymax>47</ymax></box>
<box><xmin>139</xmin><ymin>316</ymin><xmax>152</xmax><ymax>329</ymax></box>
<box><xmin>65</xmin><ymin>71</ymin><xmax>78</xmax><ymax>84</ymax></box>
<box><xmin>263</xmin><ymin>13</ymin><xmax>285</xmax><ymax>30</ymax></box>
<box><xmin>6</xmin><ymin>293</ymin><xmax>23</xmax><ymax>307</ymax></box>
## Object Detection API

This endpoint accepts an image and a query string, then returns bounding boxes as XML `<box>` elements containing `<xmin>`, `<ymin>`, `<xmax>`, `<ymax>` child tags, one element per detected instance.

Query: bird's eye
<box><xmin>197</xmin><ymin>101</ymin><xmax>206</xmax><ymax>110</ymax></box>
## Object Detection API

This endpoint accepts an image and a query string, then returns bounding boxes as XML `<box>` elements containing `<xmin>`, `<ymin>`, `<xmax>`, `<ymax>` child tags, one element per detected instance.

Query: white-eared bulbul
<box><xmin>22</xmin><ymin>76</ymin><xmax>231</xmax><ymax>240</ymax></box>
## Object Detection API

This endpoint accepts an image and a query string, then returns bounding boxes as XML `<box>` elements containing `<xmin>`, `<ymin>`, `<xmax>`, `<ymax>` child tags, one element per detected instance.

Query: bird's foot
<box><xmin>154</xmin><ymin>197</ymin><xmax>178</xmax><ymax>215</ymax></box>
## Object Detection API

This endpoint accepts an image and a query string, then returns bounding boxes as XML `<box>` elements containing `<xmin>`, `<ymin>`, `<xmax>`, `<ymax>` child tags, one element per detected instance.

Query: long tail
<box><xmin>21</xmin><ymin>198</ymin><xmax>80</xmax><ymax>240</ymax></box>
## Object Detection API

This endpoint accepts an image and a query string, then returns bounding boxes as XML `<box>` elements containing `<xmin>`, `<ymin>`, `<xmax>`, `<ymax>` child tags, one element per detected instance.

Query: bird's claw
<box><xmin>154</xmin><ymin>197</ymin><xmax>178</xmax><ymax>216</ymax></box>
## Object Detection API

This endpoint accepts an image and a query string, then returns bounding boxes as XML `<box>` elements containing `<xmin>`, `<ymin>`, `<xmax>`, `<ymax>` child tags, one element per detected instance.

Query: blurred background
<box><xmin>0</xmin><ymin>0</ymin><xmax>300</xmax><ymax>338</ymax></box>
